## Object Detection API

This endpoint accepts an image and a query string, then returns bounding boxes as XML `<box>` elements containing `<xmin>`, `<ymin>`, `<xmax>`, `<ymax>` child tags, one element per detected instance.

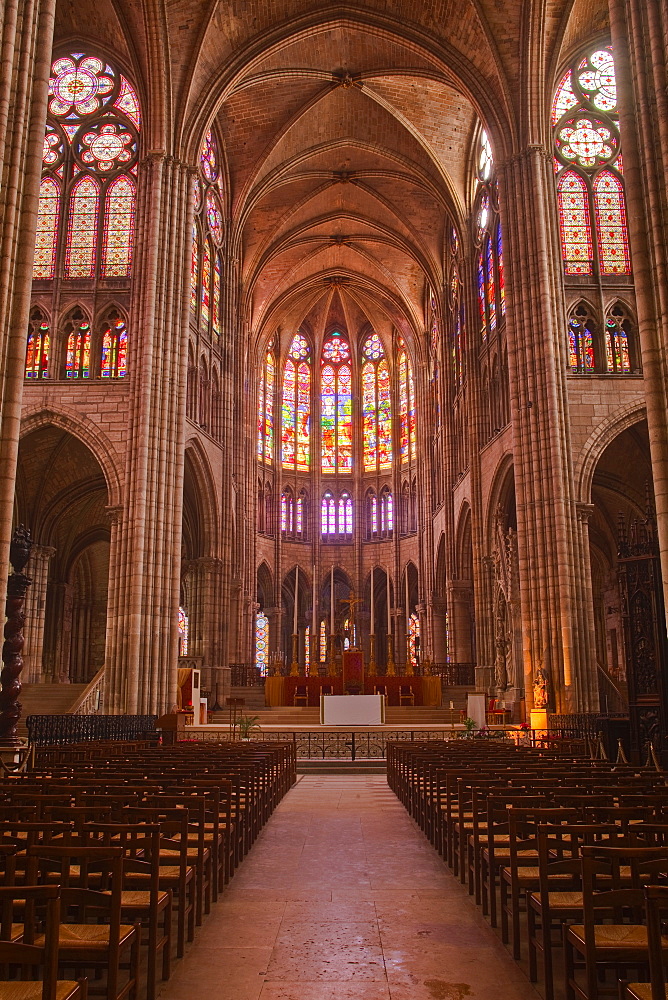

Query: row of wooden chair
<box><xmin>0</xmin><ymin>740</ymin><xmax>296</xmax><ymax>1000</ymax></box>
<box><xmin>386</xmin><ymin>739</ymin><xmax>668</xmax><ymax>1000</ymax></box>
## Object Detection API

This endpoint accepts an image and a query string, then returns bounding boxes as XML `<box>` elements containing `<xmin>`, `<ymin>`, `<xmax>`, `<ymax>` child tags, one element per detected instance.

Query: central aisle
<box><xmin>157</xmin><ymin>775</ymin><xmax>538</xmax><ymax>1000</ymax></box>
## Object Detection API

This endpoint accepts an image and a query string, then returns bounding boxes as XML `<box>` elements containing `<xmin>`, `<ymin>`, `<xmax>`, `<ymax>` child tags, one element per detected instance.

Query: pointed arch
<box><xmin>557</xmin><ymin>171</ymin><xmax>593</xmax><ymax>275</ymax></box>
<box><xmin>63</xmin><ymin>306</ymin><xmax>91</xmax><ymax>379</ymax></box>
<box><xmin>594</xmin><ymin>171</ymin><xmax>630</xmax><ymax>275</ymax></box>
<box><xmin>25</xmin><ymin>307</ymin><xmax>51</xmax><ymax>380</ymax></box>
<box><xmin>65</xmin><ymin>176</ymin><xmax>99</xmax><ymax>278</ymax></box>
<box><xmin>99</xmin><ymin>306</ymin><xmax>128</xmax><ymax>378</ymax></box>
<box><xmin>33</xmin><ymin>176</ymin><xmax>60</xmax><ymax>279</ymax></box>
<box><xmin>101</xmin><ymin>175</ymin><xmax>136</xmax><ymax>277</ymax></box>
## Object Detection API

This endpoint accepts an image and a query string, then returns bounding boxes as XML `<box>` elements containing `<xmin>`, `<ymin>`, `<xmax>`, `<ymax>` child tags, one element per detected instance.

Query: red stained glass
<box><xmin>337</xmin><ymin>366</ymin><xmax>353</xmax><ymax>472</ymax></box>
<box><xmin>594</xmin><ymin>171</ymin><xmax>631</xmax><ymax>274</ymax></box>
<box><xmin>255</xmin><ymin>612</ymin><xmax>268</xmax><ymax>674</ymax></box>
<box><xmin>33</xmin><ymin>177</ymin><xmax>60</xmax><ymax>279</ymax></box>
<box><xmin>568</xmin><ymin>312</ymin><xmax>594</xmax><ymax>372</ymax></box>
<box><xmin>190</xmin><ymin>226</ymin><xmax>199</xmax><ymax>316</ymax></box>
<box><xmin>101</xmin><ymin>175</ymin><xmax>135</xmax><ymax>277</ymax></box>
<box><xmin>477</xmin><ymin>251</ymin><xmax>487</xmax><ymax>340</ymax></box>
<box><xmin>257</xmin><ymin>351</ymin><xmax>275</xmax><ymax>463</ymax></box>
<box><xmin>114</xmin><ymin>77</ymin><xmax>141</xmax><ymax>129</ymax></box>
<box><xmin>200</xmin><ymin>242</ymin><xmax>211</xmax><ymax>331</ymax></box>
<box><xmin>321</xmin><ymin>337</ymin><xmax>352</xmax><ymax>473</ymax></box>
<box><xmin>282</xmin><ymin>336</ymin><xmax>311</xmax><ymax>470</ymax></box>
<box><xmin>296</xmin><ymin>362</ymin><xmax>310</xmax><ymax>470</ymax></box>
<box><xmin>362</xmin><ymin>362</ymin><xmax>376</xmax><ymax>470</ymax></box>
<box><xmin>552</xmin><ymin>69</ymin><xmax>578</xmax><ymax>124</ymax></box>
<box><xmin>605</xmin><ymin>310</ymin><xmax>632</xmax><ymax>372</ymax></box>
<box><xmin>557</xmin><ymin>171</ymin><xmax>593</xmax><ymax>275</ymax></box>
<box><xmin>321</xmin><ymin>365</ymin><xmax>336</xmax><ymax>472</ymax></box>
<box><xmin>212</xmin><ymin>254</ymin><xmax>221</xmax><ymax>339</ymax></box>
<box><xmin>66</xmin><ymin>319</ymin><xmax>91</xmax><ymax>378</ymax></box>
<box><xmin>206</xmin><ymin>190</ymin><xmax>223</xmax><ymax>243</ymax></box>
<box><xmin>25</xmin><ymin>318</ymin><xmax>50</xmax><ymax>379</ymax></box>
<box><xmin>497</xmin><ymin>225</ymin><xmax>505</xmax><ymax>316</ymax></box>
<box><xmin>65</xmin><ymin>175</ymin><xmax>99</xmax><ymax>278</ymax></box>
<box><xmin>282</xmin><ymin>360</ymin><xmax>297</xmax><ymax>466</ymax></box>
<box><xmin>200</xmin><ymin>129</ymin><xmax>218</xmax><ymax>181</ymax></box>
<box><xmin>485</xmin><ymin>234</ymin><xmax>496</xmax><ymax>334</ymax></box>
<box><xmin>49</xmin><ymin>55</ymin><xmax>114</xmax><ymax>118</ymax></box>
<box><xmin>100</xmin><ymin>317</ymin><xmax>127</xmax><ymax>377</ymax></box>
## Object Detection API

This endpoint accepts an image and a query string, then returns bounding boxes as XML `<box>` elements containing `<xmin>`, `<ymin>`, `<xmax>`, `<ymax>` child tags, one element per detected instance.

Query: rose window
<box><xmin>578</xmin><ymin>50</ymin><xmax>617</xmax><ymax>112</ymax></box>
<box><xmin>322</xmin><ymin>336</ymin><xmax>350</xmax><ymax>363</ymax></box>
<box><xmin>558</xmin><ymin>119</ymin><xmax>616</xmax><ymax>168</ymax></box>
<box><xmin>49</xmin><ymin>56</ymin><xmax>114</xmax><ymax>117</ymax></box>
<box><xmin>80</xmin><ymin>124</ymin><xmax>135</xmax><ymax>171</ymax></box>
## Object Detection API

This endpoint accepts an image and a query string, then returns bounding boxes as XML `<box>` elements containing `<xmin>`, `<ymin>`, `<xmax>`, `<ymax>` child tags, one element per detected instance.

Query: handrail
<box><xmin>70</xmin><ymin>666</ymin><xmax>105</xmax><ymax>716</ymax></box>
<box><xmin>595</xmin><ymin>659</ymin><xmax>628</xmax><ymax>711</ymax></box>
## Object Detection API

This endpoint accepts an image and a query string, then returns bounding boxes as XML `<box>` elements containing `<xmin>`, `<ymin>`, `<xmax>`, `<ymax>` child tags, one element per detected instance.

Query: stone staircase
<box><xmin>16</xmin><ymin>683</ymin><xmax>89</xmax><ymax>736</ymax></box>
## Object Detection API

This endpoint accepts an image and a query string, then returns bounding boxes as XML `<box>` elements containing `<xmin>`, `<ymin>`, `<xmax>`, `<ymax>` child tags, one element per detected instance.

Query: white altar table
<box><xmin>320</xmin><ymin>693</ymin><xmax>385</xmax><ymax>726</ymax></box>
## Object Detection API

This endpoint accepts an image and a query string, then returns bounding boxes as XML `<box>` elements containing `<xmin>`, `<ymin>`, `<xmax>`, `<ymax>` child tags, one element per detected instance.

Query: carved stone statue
<box><xmin>532</xmin><ymin>664</ymin><xmax>549</xmax><ymax>709</ymax></box>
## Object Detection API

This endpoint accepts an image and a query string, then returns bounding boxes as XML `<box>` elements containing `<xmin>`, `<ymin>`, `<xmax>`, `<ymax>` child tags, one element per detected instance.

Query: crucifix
<box><xmin>339</xmin><ymin>591</ymin><xmax>364</xmax><ymax>647</ymax></box>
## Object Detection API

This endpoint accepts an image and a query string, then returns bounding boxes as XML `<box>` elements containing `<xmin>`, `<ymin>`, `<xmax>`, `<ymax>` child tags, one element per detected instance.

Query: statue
<box><xmin>532</xmin><ymin>664</ymin><xmax>549</xmax><ymax>709</ymax></box>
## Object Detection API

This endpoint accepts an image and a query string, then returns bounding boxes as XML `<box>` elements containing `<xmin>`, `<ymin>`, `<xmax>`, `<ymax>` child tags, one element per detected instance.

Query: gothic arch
<box><xmin>20</xmin><ymin>407</ymin><xmax>122</xmax><ymax>506</ymax></box>
<box><xmin>485</xmin><ymin>453</ymin><xmax>515</xmax><ymax>550</ymax></box>
<box><xmin>183</xmin><ymin>438</ymin><xmax>220</xmax><ymax>556</ymax></box>
<box><xmin>578</xmin><ymin>402</ymin><xmax>648</xmax><ymax>503</ymax></box>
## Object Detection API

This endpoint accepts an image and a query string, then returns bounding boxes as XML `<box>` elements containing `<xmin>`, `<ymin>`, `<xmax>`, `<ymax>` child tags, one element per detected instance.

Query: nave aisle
<box><xmin>156</xmin><ymin>775</ymin><xmax>538</xmax><ymax>1000</ymax></box>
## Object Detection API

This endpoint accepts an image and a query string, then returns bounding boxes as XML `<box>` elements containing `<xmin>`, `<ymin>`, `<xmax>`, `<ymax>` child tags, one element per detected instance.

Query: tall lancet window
<box><xmin>257</xmin><ymin>348</ymin><xmax>275</xmax><ymax>464</ymax></box>
<box><xmin>553</xmin><ymin>47</ymin><xmax>630</xmax><ymax>276</ymax></box>
<box><xmin>191</xmin><ymin>129</ymin><xmax>224</xmax><ymax>340</ymax></box>
<box><xmin>320</xmin><ymin>334</ymin><xmax>352</xmax><ymax>473</ymax></box>
<box><xmin>282</xmin><ymin>334</ymin><xmax>311</xmax><ymax>471</ymax></box>
<box><xmin>398</xmin><ymin>342</ymin><xmax>416</xmax><ymax>465</ymax></box>
<box><xmin>361</xmin><ymin>333</ymin><xmax>392</xmax><ymax>472</ymax></box>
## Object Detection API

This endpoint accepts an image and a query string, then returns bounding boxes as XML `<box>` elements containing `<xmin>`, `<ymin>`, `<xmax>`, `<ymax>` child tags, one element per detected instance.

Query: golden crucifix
<box><xmin>339</xmin><ymin>591</ymin><xmax>364</xmax><ymax>634</ymax></box>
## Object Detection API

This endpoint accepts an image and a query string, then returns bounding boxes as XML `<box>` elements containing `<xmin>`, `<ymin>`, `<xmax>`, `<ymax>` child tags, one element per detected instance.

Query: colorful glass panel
<box><xmin>100</xmin><ymin>317</ymin><xmax>127</xmax><ymax>377</ymax></box>
<box><xmin>408</xmin><ymin>612</ymin><xmax>420</xmax><ymax>669</ymax></box>
<box><xmin>320</xmin><ymin>620</ymin><xmax>327</xmax><ymax>660</ymax></box>
<box><xmin>497</xmin><ymin>225</ymin><xmax>505</xmax><ymax>316</ymax></box>
<box><xmin>605</xmin><ymin>313</ymin><xmax>632</xmax><ymax>373</ymax></box>
<box><xmin>337</xmin><ymin>366</ymin><xmax>353</xmax><ymax>472</ymax></box>
<box><xmin>321</xmin><ymin>364</ymin><xmax>336</xmax><ymax>472</ymax></box>
<box><xmin>200</xmin><ymin>242</ymin><xmax>211</xmax><ymax>331</ymax></box>
<box><xmin>478</xmin><ymin>129</ymin><xmax>493</xmax><ymax>180</ymax></box>
<box><xmin>206</xmin><ymin>190</ymin><xmax>223</xmax><ymax>243</ymax></box>
<box><xmin>212</xmin><ymin>255</ymin><xmax>221</xmax><ymax>339</ymax></box>
<box><xmin>377</xmin><ymin>361</ymin><xmax>392</xmax><ymax>470</ymax></box>
<box><xmin>255</xmin><ymin>612</ymin><xmax>268</xmax><ymax>675</ymax></box>
<box><xmin>362</xmin><ymin>362</ymin><xmax>377</xmax><ymax>471</ymax></box>
<box><xmin>80</xmin><ymin>122</ymin><xmax>134</xmax><ymax>171</ymax></box>
<box><xmin>594</xmin><ymin>171</ymin><xmax>631</xmax><ymax>274</ymax></box>
<box><xmin>369</xmin><ymin>492</ymin><xmax>378</xmax><ymax>535</ymax></box>
<box><xmin>263</xmin><ymin>352</ymin><xmax>275</xmax><ymax>462</ymax></box>
<box><xmin>296</xmin><ymin>493</ymin><xmax>305</xmax><ymax>536</ymax></box>
<box><xmin>33</xmin><ymin>177</ymin><xmax>60</xmax><ymax>279</ymax></box>
<box><xmin>485</xmin><ymin>234</ymin><xmax>496</xmax><ymax>334</ymax></box>
<box><xmin>340</xmin><ymin>493</ymin><xmax>353</xmax><ymax>535</ymax></box>
<box><xmin>552</xmin><ymin>69</ymin><xmax>579</xmax><ymax>124</ymax></box>
<box><xmin>282</xmin><ymin>360</ymin><xmax>296</xmax><ymax>467</ymax></box>
<box><xmin>578</xmin><ymin>49</ymin><xmax>617</xmax><ymax>113</ymax></box>
<box><xmin>200</xmin><ymin>129</ymin><xmax>218</xmax><ymax>181</ymax></box>
<box><xmin>568</xmin><ymin>314</ymin><xmax>595</xmax><ymax>372</ymax></box>
<box><xmin>190</xmin><ymin>226</ymin><xmax>199</xmax><ymax>315</ymax></box>
<box><xmin>558</xmin><ymin>171</ymin><xmax>593</xmax><ymax>275</ymax></box>
<box><xmin>25</xmin><ymin>320</ymin><xmax>50</xmax><ymax>379</ymax></box>
<box><xmin>281</xmin><ymin>490</ymin><xmax>292</xmax><ymax>534</ymax></box>
<box><xmin>49</xmin><ymin>55</ymin><xmax>114</xmax><ymax>118</ymax></box>
<box><xmin>322</xmin><ymin>335</ymin><xmax>350</xmax><ymax>363</ymax></box>
<box><xmin>114</xmin><ymin>77</ymin><xmax>141</xmax><ymax>128</ymax></box>
<box><xmin>477</xmin><ymin>251</ymin><xmax>487</xmax><ymax>339</ymax></box>
<box><xmin>65</xmin><ymin>175</ymin><xmax>99</xmax><ymax>278</ymax></box>
<box><xmin>399</xmin><ymin>351</ymin><xmax>409</xmax><ymax>461</ymax></box>
<box><xmin>296</xmin><ymin>362</ymin><xmax>310</xmax><ymax>470</ymax></box>
<box><xmin>101</xmin><ymin>175</ymin><xmax>135</xmax><ymax>277</ymax></box>
<box><xmin>65</xmin><ymin>319</ymin><xmax>91</xmax><ymax>378</ymax></box>
<box><xmin>383</xmin><ymin>490</ymin><xmax>394</xmax><ymax>534</ymax></box>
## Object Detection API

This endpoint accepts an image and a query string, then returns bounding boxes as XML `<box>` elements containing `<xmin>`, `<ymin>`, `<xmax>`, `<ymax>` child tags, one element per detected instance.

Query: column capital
<box><xmin>105</xmin><ymin>505</ymin><xmax>123</xmax><ymax>526</ymax></box>
<box><xmin>576</xmin><ymin>502</ymin><xmax>595</xmax><ymax>524</ymax></box>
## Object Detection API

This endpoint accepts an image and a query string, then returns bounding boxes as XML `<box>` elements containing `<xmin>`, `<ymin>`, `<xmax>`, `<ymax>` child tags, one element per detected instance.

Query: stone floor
<box><xmin>156</xmin><ymin>775</ymin><xmax>540</xmax><ymax>1000</ymax></box>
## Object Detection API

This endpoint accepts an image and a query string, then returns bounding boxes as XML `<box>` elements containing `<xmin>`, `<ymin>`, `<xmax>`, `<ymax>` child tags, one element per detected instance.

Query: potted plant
<box><xmin>459</xmin><ymin>716</ymin><xmax>477</xmax><ymax>739</ymax></box>
<box><xmin>235</xmin><ymin>715</ymin><xmax>261</xmax><ymax>741</ymax></box>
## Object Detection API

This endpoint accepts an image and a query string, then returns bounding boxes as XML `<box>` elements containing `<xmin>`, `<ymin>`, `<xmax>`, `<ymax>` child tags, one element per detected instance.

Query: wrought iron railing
<box><xmin>230</xmin><ymin>664</ymin><xmax>264</xmax><ymax>687</ymax></box>
<box><xmin>431</xmin><ymin>663</ymin><xmax>476</xmax><ymax>686</ymax></box>
<box><xmin>26</xmin><ymin>714</ymin><xmax>158</xmax><ymax>746</ymax></box>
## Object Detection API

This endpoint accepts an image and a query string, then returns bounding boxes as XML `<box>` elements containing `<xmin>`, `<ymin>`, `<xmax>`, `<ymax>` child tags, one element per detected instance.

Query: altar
<box><xmin>264</xmin><ymin>674</ymin><xmax>442</xmax><ymax>708</ymax></box>
<box><xmin>320</xmin><ymin>694</ymin><xmax>385</xmax><ymax>725</ymax></box>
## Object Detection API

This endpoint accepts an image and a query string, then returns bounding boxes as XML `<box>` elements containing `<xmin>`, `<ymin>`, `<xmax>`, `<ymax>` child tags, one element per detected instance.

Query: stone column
<box><xmin>104</xmin><ymin>156</ymin><xmax>194</xmax><ymax>715</ymax></box>
<box><xmin>499</xmin><ymin>146</ymin><xmax>597</xmax><ymax>712</ymax></box>
<box><xmin>608</xmin><ymin>0</ymin><xmax>668</xmax><ymax>624</ymax></box>
<box><xmin>23</xmin><ymin>544</ymin><xmax>55</xmax><ymax>683</ymax></box>
<box><xmin>0</xmin><ymin>0</ymin><xmax>55</xmax><ymax>593</ymax></box>
<box><xmin>430</xmin><ymin>596</ymin><xmax>448</xmax><ymax>664</ymax></box>
<box><xmin>447</xmin><ymin>580</ymin><xmax>474</xmax><ymax>663</ymax></box>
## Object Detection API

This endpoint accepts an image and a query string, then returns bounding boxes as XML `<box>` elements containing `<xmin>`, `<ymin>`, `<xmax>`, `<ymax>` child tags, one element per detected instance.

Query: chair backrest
<box><xmin>644</xmin><ymin>885</ymin><xmax>668</xmax><ymax>1000</ymax></box>
<box><xmin>0</xmin><ymin>885</ymin><xmax>62</xmax><ymax>1000</ymax></box>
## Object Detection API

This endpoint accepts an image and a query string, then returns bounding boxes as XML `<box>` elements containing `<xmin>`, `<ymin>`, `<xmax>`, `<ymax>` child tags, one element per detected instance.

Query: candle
<box><xmin>370</xmin><ymin>566</ymin><xmax>375</xmax><ymax>636</ymax></box>
<box><xmin>386</xmin><ymin>571</ymin><xmax>391</xmax><ymax>634</ymax></box>
<box><xmin>330</xmin><ymin>565</ymin><xmax>334</xmax><ymax>634</ymax></box>
<box><xmin>293</xmin><ymin>565</ymin><xmax>299</xmax><ymax>634</ymax></box>
<box><xmin>405</xmin><ymin>569</ymin><xmax>410</xmax><ymax>626</ymax></box>
<box><xmin>450</xmin><ymin>700</ymin><xmax>454</xmax><ymax>710</ymax></box>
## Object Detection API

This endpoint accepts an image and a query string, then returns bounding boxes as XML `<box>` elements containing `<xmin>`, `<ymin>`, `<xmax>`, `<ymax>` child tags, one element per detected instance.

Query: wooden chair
<box><xmin>564</xmin><ymin>845</ymin><xmax>668</xmax><ymax>1000</ymax></box>
<box><xmin>399</xmin><ymin>685</ymin><xmax>414</xmax><ymax>707</ymax></box>
<box><xmin>0</xmin><ymin>885</ymin><xmax>87</xmax><ymax>1000</ymax></box>
<box><xmin>293</xmin><ymin>685</ymin><xmax>308</xmax><ymax>707</ymax></box>
<box><xmin>26</xmin><ymin>845</ymin><xmax>140</xmax><ymax>1000</ymax></box>
<box><xmin>620</xmin><ymin>884</ymin><xmax>668</xmax><ymax>1000</ymax></box>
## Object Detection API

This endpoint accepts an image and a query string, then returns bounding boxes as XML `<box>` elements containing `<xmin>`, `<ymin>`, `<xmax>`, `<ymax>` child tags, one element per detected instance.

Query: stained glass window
<box><xmin>100</xmin><ymin>315</ymin><xmax>127</xmax><ymax>377</ymax></box>
<box><xmin>282</xmin><ymin>334</ymin><xmax>310</xmax><ymax>471</ymax></box>
<box><xmin>477</xmin><ymin>251</ymin><xmax>487</xmax><ymax>340</ymax></box>
<box><xmin>605</xmin><ymin>304</ymin><xmax>632</xmax><ymax>372</ymax></box>
<box><xmin>206</xmin><ymin>190</ymin><xmax>223</xmax><ymax>244</ymax></box>
<box><xmin>190</xmin><ymin>225</ymin><xmax>199</xmax><ymax>316</ymax></box>
<box><xmin>200</xmin><ymin>242</ymin><xmax>211</xmax><ymax>331</ymax></box>
<box><xmin>568</xmin><ymin>305</ymin><xmax>595</xmax><ymax>372</ymax></box>
<box><xmin>65</xmin><ymin>313</ymin><xmax>91</xmax><ymax>378</ymax></box>
<box><xmin>558</xmin><ymin>171</ymin><xmax>593</xmax><ymax>275</ymax></box>
<box><xmin>25</xmin><ymin>311</ymin><xmax>50</xmax><ymax>379</ymax></box>
<box><xmin>339</xmin><ymin>492</ymin><xmax>353</xmax><ymax>536</ymax></box>
<box><xmin>367</xmin><ymin>490</ymin><xmax>378</xmax><ymax>536</ymax></box>
<box><xmin>361</xmin><ymin>334</ymin><xmax>393</xmax><ymax>472</ymax></box>
<box><xmin>594</xmin><ymin>171</ymin><xmax>630</xmax><ymax>274</ymax></box>
<box><xmin>478</xmin><ymin>129</ymin><xmax>493</xmax><ymax>181</ymax></box>
<box><xmin>320</xmin><ymin>335</ymin><xmax>352</xmax><ymax>473</ymax></box>
<box><xmin>200</xmin><ymin>129</ymin><xmax>218</xmax><ymax>181</ymax></box>
<box><xmin>321</xmin><ymin>491</ymin><xmax>352</xmax><ymax>538</ymax></box>
<box><xmin>178</xmin><ymin>606</ymin><xmax>189</xmax><ymax>656</ymax></box>
<box><xmin>380</xmin><ymin>487</ymin><xmax>393</xmax><ymax>537</ymax></box>
<box><xmin>485</xmin><ymin>235</ymin><xmax>496</xmax><ymax>334</ymax></box>
<box><xmin>33</xmin><ymin>177</ymin><xmax>60</xmax><ymax>279</ymax></box>
<box><xmin>320</xmin><ymin>620</ymin><xmax>327</xmax><ymax>660</ymax></box>
<box><xmin>255</xmin><ymin>612</ymin><xmax>268</xmax><ymax>675</ymax></box>
<box><xmin>398</xmin><ymin>346</ymin><xmax>416</xmax><ymax>464</ymax></box>
<box><xmin>35</xmin><ymin>52</ymin><xmax>140</xmax><ymax>289</ymax></box>
<box><xmin>65</xmin><ymin>176</ymin><xmax>99</xmax><ymax>278</ymax></box>
<box><xmin>553</xmin><ymin>46</ymin><xmax>629</xmax><ymax>279</ymax></box>
<box><xmin>212</xmin><ymin>255</ymin><xmax>221</xmax><ymax>339</ymax></box>
<box><xmin>408</xmin><ymin>612</ymin><xmax>420</xmax><ymax>669</ymax></box>
<box><xmin>281</xmin><ymin>489</ymin><xmax>294</xmax><ymax>534</ymax></box>
<box><xmin>257</xmin><ymin>350</ymin><xmax>275</xmax><ymax>464</ymax></box>
<box><xmin>496</xmin><ymin>225</ymin><xmax>505</xmax><ymax>316</ymax></box>
<box><xmin>101</xmin><ymin>176</ymin><xmax>135</xmax><ymax>277</ymax></box>
<box><xmin>296</xmin><ymin>490</ymin><xmax>306</xmax><ymax>538</ymax></box>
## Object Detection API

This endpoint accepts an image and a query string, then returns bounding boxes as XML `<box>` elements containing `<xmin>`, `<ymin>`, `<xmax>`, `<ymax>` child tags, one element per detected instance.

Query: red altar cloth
<box><xmin>265</xmin><ymin>675</ymin><xmax>441</xmax><ymax>709</ymax></box>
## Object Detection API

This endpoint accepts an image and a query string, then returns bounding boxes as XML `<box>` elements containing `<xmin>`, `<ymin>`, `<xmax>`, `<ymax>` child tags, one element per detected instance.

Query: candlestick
<box><xmin>386</xmin><ymin>571</ymin><xmax>391</xmax><ymax>634</ymax></box>
<box><xmin>370</xmin><ymin>566</ymin><xmax>374</xmax><ymax>636</ymax></box>
<box><xmin>330</xmin><ymin>565</ymin><xmax>334</xmax><ymax>634</ymax></box>
<box><xmin>311</xmin><ymin>565</ymin><xmax>318</xmax><ymax>674</ymax></box>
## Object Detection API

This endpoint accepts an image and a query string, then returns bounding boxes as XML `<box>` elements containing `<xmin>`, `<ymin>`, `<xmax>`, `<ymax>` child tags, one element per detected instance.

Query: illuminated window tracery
<box><xmin>191</xmin><ymin>128</ymin><xmax>224</xmax><ymax>342</ymax></box>
<box><xmin>257</xmin><ymin>349</ymin><xmax>275</xmax><ymax>464</ymax></box>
